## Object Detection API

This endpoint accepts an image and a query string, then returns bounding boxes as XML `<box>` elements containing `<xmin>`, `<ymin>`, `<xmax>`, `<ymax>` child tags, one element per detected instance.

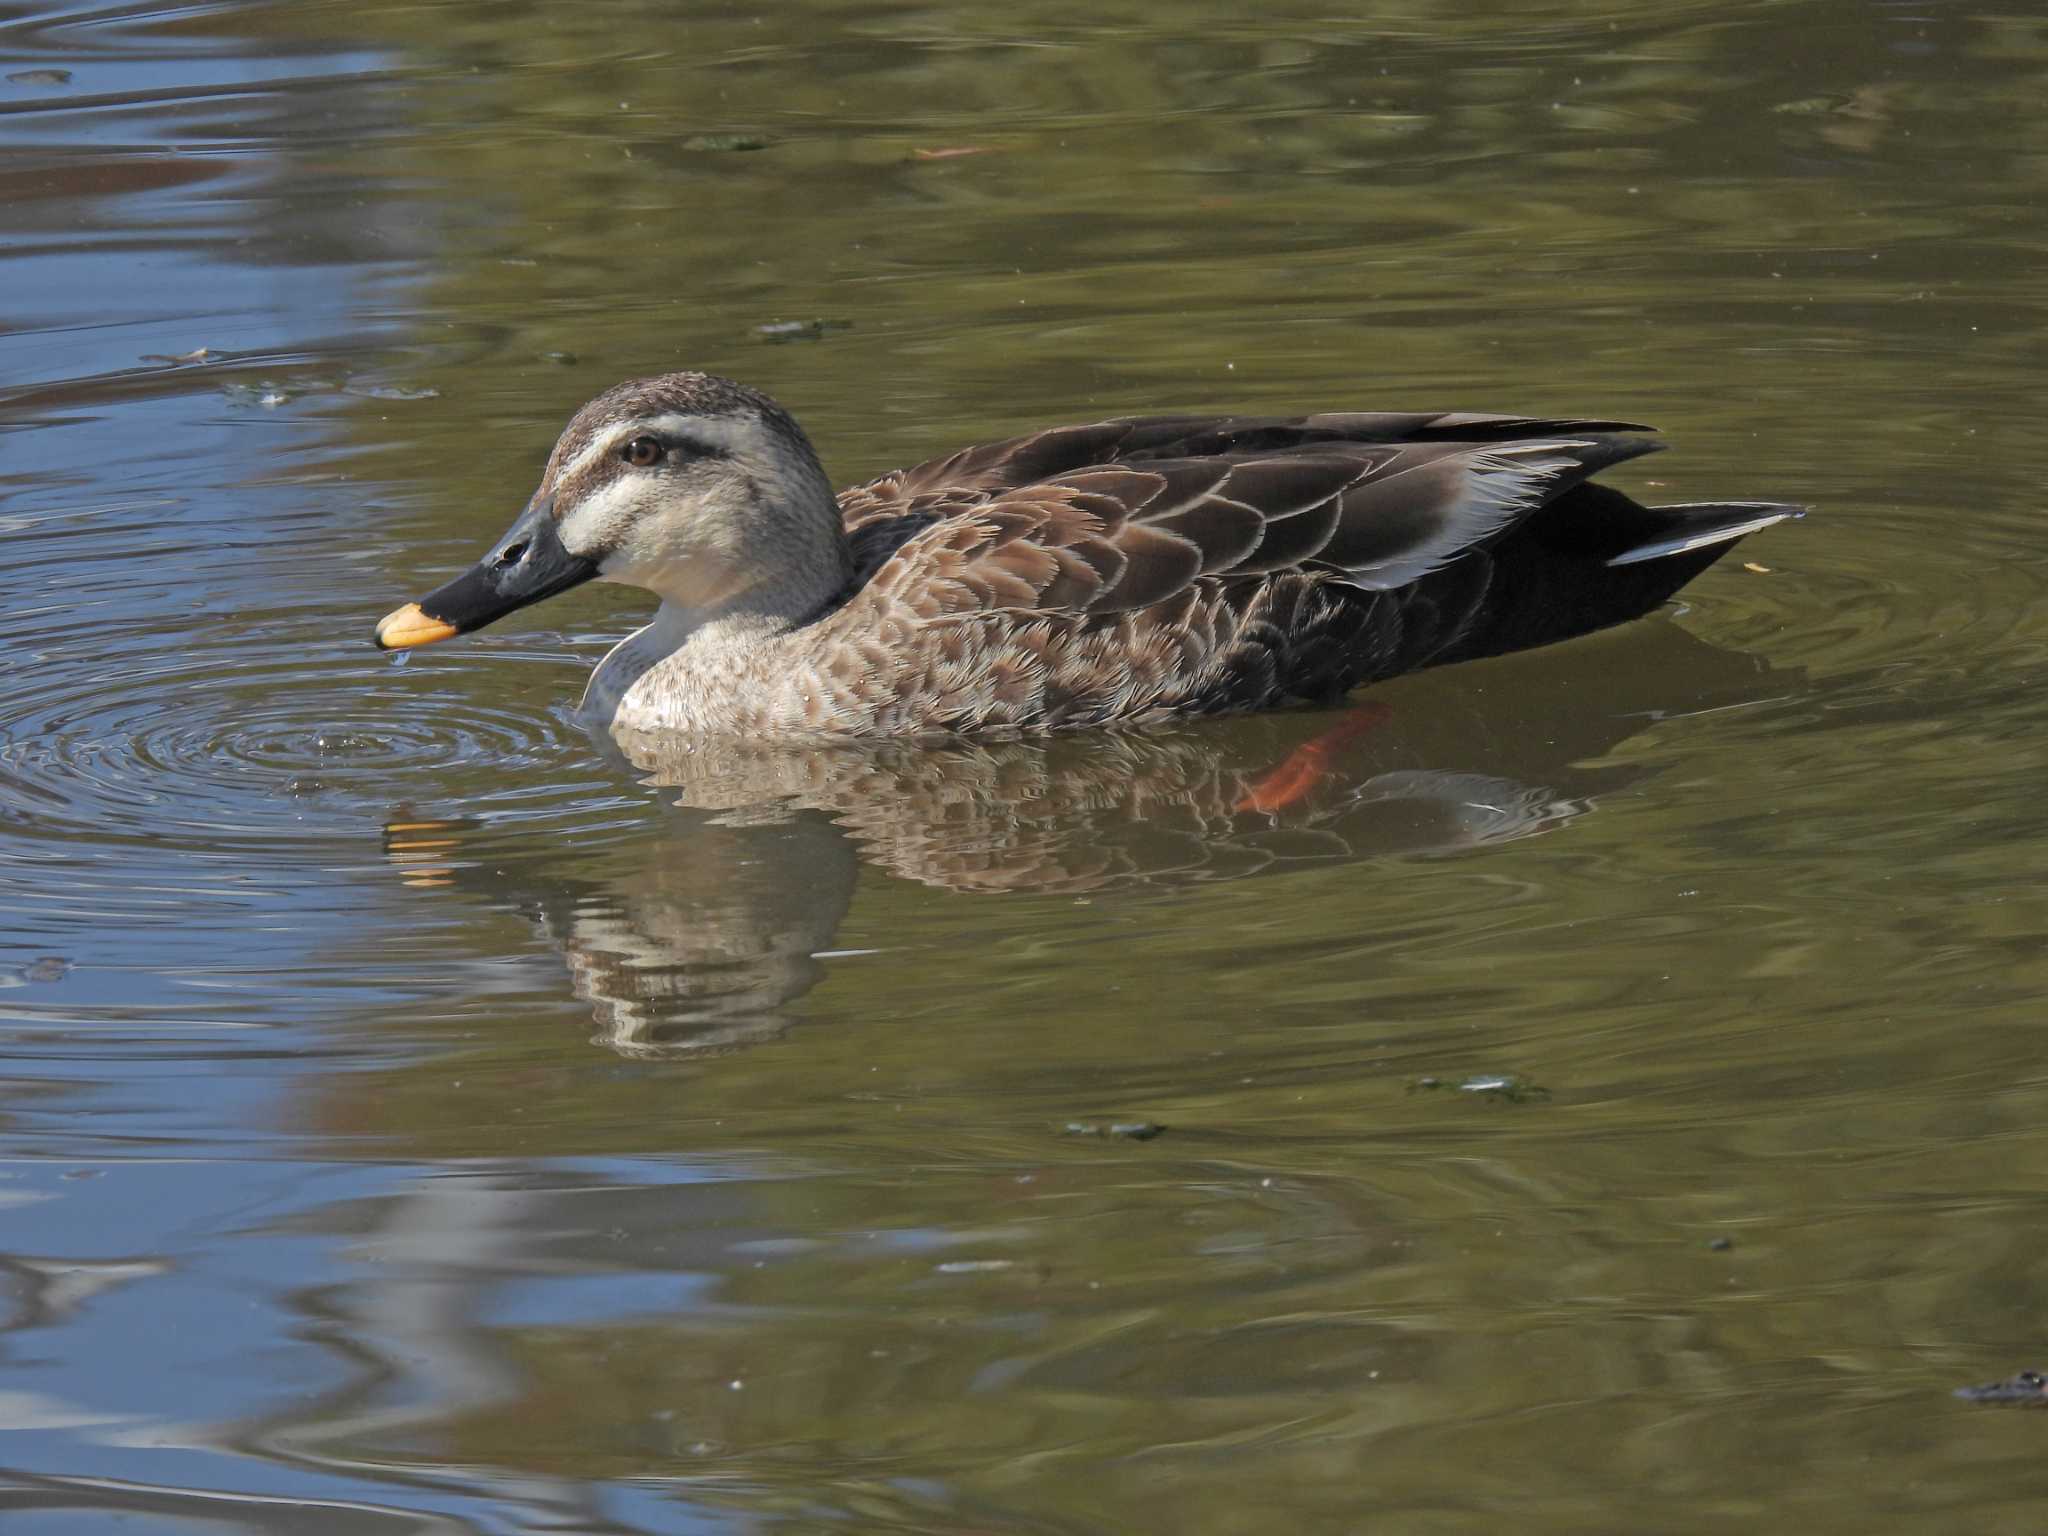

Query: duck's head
<box><xmin>374</xmin><ymin>372</ymin><xmax>844</xmax><ymax>651</ymax></box>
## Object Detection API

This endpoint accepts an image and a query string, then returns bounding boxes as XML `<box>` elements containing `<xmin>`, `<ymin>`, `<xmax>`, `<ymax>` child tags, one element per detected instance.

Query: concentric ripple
<box><xmin>2</xmin><ymin>633</ymin><xmax>620</xmax><ymax>844</ymax></box>
<box><xmin>0</xmin><ymin>517</ymin><xmax>649</xmax><ymax>942</ymax></box>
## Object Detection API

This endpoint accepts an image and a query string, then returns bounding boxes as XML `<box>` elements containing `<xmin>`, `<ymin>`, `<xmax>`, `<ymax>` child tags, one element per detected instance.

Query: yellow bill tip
<box><xmin>375</xmin><ymin>602</ymin><xmax>458</xmax><ymax>650</ymax></box>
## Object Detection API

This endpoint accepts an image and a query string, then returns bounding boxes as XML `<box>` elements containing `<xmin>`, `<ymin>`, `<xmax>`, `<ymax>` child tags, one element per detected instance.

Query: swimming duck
<box><xmin>373</xmin><ymin>372</ymin><xmax>1795</xmax><ymax>736</ymax></box>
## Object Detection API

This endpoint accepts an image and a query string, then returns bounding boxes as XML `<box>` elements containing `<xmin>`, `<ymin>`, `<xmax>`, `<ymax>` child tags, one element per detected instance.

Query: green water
<box><xmin>5</xmin><ymin>1</ymin><xmax>2048</xmax><ymax>1530</ymax></box>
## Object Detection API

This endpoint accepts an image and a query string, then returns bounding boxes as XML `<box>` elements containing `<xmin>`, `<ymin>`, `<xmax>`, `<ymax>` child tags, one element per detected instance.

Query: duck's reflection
<box><xmin>389</xmin><ymin>623</ymin><xmax>1791</xmax><ymax>1056</ymax></box>
<box><xmin>386</xmin><ymin>805</ymin><xmax>860</xmax><ymax>1056</ymax></box>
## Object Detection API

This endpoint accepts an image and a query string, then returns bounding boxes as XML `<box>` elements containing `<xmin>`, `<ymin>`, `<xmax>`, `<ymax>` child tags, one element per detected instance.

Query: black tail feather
<box><xmin>1415</xmin><ymin>483</ymin><xmax>1800</xmax><ymax>670</ymax></box>
<box><xmin>1605</xmin><ymin>500</ymin><xmax>1804</xmax><ymax>567</ymax></box>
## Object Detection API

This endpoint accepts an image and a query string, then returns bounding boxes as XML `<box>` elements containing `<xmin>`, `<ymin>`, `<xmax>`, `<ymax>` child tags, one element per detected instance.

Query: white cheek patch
<box><xmin>557</xmin><ymin>475</ymin><xmax>644</xmax><ymax>561</ymax></box>
<box><xmin>560</xmin><ymin>466</ymin><xmax>744</xmax><ymax>598</ymax></box>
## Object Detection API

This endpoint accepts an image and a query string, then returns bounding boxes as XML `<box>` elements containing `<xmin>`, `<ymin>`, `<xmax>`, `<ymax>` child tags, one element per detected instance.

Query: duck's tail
<box><xmin>1606</xmin><ymin>500</ymin><xmax>1805</xmax><ymax>567</ymax></box>
<box><xmin>1415</xmin><ymin>485</ymin><xmax>1803</xmax><ymax>671</ymax></box>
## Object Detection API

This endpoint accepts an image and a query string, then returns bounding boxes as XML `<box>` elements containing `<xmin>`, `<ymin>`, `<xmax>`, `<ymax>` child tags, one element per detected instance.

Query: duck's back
<box><xmin>771</xmin><ymin>411</ymin><xmax>1789</xmax><ymax>734</ymax></box>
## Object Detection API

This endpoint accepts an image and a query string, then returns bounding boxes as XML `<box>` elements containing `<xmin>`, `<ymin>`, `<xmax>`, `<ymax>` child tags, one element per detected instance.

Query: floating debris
<box><xmin>1707</xmin><ymin>1236</ymin><xmax>1734</xmax><ymax>1252</ymax></box>
<box><xmin>1062</xmin><ymin>1120</ymin><xmax>1166</xmax><ymax>1141</ymax></box>
<box><xmin>220</xmin><ymin>374</ymin><xmax>437</xmax><ymax>407</ymax></box>
<box><xmin>911</xmin><ymin>145</ymin><xmax>996</xmax><ymax>161</ymax></box>
<box><xmin>1458</xmin><ymin>1074</ymin><xmax>1548</xmax><ymax>1102</ymax></box>
<box><xmin>755</xmin><ymin>318</ymin><xmax>853</xmax><ymax>343</ymax></box>
<box><xmin>1771</xmin><ymin>94</ymin><xmax>1856</xmax><ymax>117</ymax></box>
<box><xmin>141</xmin><ymin>346</ymin><xmax>213</xmax><ymax>365</ymax></box>
<box><xmin>342</xmin><ymin>382</ymin><xmax>440</xmax><ymax>402</ymax></box>
<box><xmin>1955</xmin><ymin>1370</ymin><xmax>2048</xmax><ymax>1407</ymax></box>
<box><xmin>539</xmin><ymin>350</ymin><xmax>578</xmax><ymax>366</ymax></box>
<box><xmin>1</xmin><ymin>956</ymin><xmax>72</xmax><ymax>988</ymax></box>
<box><xmin>221</xmin><ymin>381</ymin><xmax>294</xmax><ymax>409</ymax></box>
<box><xmin>1411</xmin><ymin>1074</ymin><xmax>1550</xmax><ymax>1103</ymax></box>
<box><xmin>8</xmin><ymin>68</ymin><xmax>72</xmax><ymax>86</ymax></box>
<box><xmin>681</xmin><ymin>132</ymin><xmax>772</xmax><ymax>153</ymax></box>
<box><xmin>1743</xmin><ymin>561</ymin><xmax>1773</xmax><ymax>574</ymax></box>
<box><xmin>935</xmin><ymin>1259</ymin><xmax>1015</xmax><ymax>1274</ymax></box>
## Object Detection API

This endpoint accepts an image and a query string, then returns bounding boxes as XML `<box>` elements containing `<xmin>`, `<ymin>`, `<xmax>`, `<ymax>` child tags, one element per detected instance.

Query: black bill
<box><xmin>374</xmin><ymin>496</ymin><xmax>598</xmax><ymax>650</ymax></box>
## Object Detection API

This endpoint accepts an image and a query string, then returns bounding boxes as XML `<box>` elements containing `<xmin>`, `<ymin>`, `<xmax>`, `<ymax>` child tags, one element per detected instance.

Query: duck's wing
<box><xmin>835</xmin><ymin>412</ymin><xmax>1665</xmax><ymax>618</ymax></box>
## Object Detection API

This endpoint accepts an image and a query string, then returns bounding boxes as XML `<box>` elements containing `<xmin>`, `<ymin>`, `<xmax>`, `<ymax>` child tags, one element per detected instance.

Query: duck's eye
<box><xmin>622</xmin><ymin>436</ymin><xmax>664</xmax><ymax>468</ymax></box>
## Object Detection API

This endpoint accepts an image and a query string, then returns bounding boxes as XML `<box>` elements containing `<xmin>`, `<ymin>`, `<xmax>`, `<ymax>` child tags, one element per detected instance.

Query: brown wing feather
<box><xmin>834</xmin><ymin>411</ymin><xmax>1655</xmax><ymax>530</ymax></box>
<box><xmin>819</xmin><ymin>411</ymin><xmax>1663</xmax><ymax>729</ymax></box>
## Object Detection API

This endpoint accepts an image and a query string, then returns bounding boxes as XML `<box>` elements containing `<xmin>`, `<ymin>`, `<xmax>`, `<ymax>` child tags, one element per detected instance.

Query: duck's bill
<box><xmin>374</xmin><ymin>501</ymin><xmax>598</xmax><ymax>651</ymax></box>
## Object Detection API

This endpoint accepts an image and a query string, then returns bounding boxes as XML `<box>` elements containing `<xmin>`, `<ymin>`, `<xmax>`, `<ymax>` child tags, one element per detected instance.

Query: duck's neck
<box><xmin>584</xmin><ymin>537</ymin><xmax>854</xmax><ymax>731</ymax></box>
<box><xmin>641</xmin><ymin>542</ymin><xmax>852</xmax><ymax>633</ymax></box>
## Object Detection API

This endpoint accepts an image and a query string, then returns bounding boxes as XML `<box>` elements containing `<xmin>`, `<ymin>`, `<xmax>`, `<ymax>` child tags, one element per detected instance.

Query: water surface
<box><xmin>6</xmin><ymin>1</ymin><xmax>2048</xmax><ymax>1531</ymax></box>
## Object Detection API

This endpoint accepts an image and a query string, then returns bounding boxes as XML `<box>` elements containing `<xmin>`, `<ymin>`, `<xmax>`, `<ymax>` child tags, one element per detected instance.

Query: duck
<box><xmin>373</xmin><ymin>372</ymin><xmax>1796</xmax><ymax>736</ymax></box>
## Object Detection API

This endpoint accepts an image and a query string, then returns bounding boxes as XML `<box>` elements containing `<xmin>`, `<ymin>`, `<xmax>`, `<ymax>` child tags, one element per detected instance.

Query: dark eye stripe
<box><xmin>618</xmin><ymin>432</ymin><xmax>731</xmax><ymax>464</ymax></box>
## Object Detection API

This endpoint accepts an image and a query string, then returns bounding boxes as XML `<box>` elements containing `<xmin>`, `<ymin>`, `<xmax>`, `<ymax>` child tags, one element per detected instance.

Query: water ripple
<box><xmin>0</xmin><ymin>517</ymin><xmax>642</xmax><ymax>941</ymax></box>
